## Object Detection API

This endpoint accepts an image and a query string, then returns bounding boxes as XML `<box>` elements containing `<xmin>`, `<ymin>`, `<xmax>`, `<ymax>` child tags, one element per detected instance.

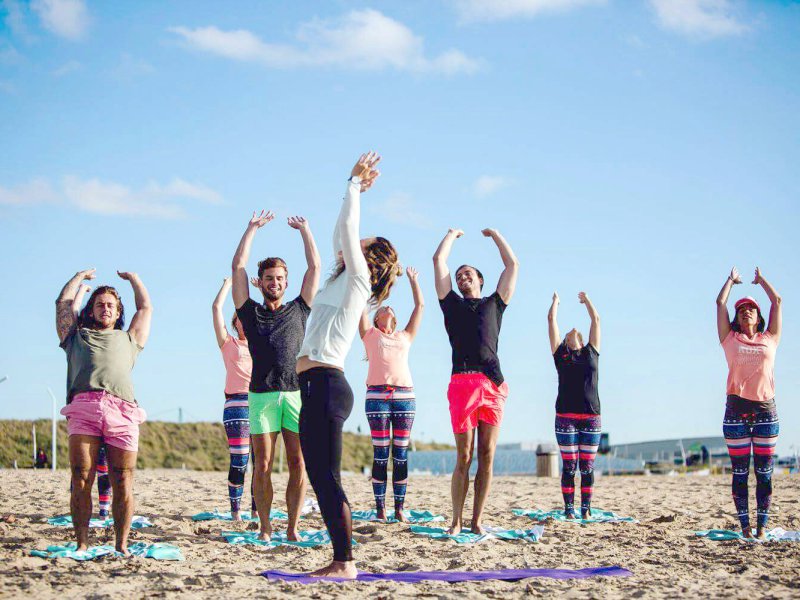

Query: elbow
<box><xmin>715</xmin><ymin>299</ymin><xmax>726</xmax><ymax>307</ymax></box>
<box><xmin>773</xmin><ymin>295</ymin><xmax>782</xmax><ymax>306</ymax></box>
<box><xmin>508</xmin><ymin>257</ymin><xmax>520</xmax><ymax>269</ymax></box>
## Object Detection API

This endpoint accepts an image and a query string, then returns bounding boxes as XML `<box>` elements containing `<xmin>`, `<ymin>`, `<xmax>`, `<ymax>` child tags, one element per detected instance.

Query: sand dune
<box><xmin>1</xmin><ymin>470</ymin><xmax>798</xmax><ymax>598</ymax></box>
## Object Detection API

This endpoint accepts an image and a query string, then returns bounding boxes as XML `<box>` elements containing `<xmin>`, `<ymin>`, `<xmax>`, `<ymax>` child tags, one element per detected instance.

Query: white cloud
<box><xmin>369</xmin><ymin>192</ymin><xmax>432</xmax><ymax>229</ymax></box>
<box><xmin>31</xmin><ymin>0</ymin><xmax>89</xmax><ymax>41</ymax></box>
<box><xmin>169</xmin><ymin>9</ymin><xmax>481</xmax><ymax>74</ymax></box>
<box><xmin>649</xmin><ymin>0</ymin><xmax>748</xmax><ymax>38</ymax></box>
<box><xmin>473</xmin><ymin>175</ymin><xmax>510</xmax><ymax>197</ymax></box>
<box><xmin>0</xmin><ymin>176</ymin><xmax>223</xmax><ymax>219</ymax></box>
<box><xmin>453</xmin><ymin>0</ymin><xmax>606</xmax><ymax>22</ymax></box>
<box><xmin>52</xmin><ymin>59</ymin><xmax>82</xmax><ymax>76</ymax></box>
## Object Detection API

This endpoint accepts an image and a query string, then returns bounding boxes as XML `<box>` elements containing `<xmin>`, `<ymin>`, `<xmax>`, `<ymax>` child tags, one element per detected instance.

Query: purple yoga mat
<box><xmin>261</xmin><ymin>566</ymin><xmax>632</xmax><ymax>584</ymax></box>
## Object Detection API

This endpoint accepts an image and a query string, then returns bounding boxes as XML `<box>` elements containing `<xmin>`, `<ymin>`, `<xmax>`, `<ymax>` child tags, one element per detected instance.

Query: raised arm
<box><xmin>716</xmin><ymin>267</ymin><xmax>741</xmax><ymax>343</ymax></box>
<box><xmin>483</xmin><ymin>228</ymin><xmax>519</xmax><ymax>304</ymax></box>
<box><xmin>117</xmin><ymin>271</ymin><xmax>153</xmax><ymax>347</ymax></box>
<box><xmin>403</xmin><ymin>267</ymin><xmax>425</xmax><ymax>339</ymax></box>
<box><xmin>287</xmin><ymin>216</ymin><xmax>321</xmax><ymax>306</ymax></box>
<box><xmin>72</xmin><ymin>283</ymin><xmax>92</xmax><ymax>317</ymax></box>
<box><xmin>753</xmin><ymin>267</ymin><xmax>782</xmax><ymax>340</ymax></box>
<box><xmin>212</xmin><ymin>277</ymin><xmax>232</xmax><ymax>348</ymax></box>
<box><xmin>339</xmin><ymin>152</ymin><xmax>381</xmax><ymax>281</ymax></box>
<box><xmin>579</xmin><ymin>291</ymin><xmax>601</xmax><ymax>352</ymax></box>
<box><xmin>231</xmin><ymin>211</ymin><xmax>274</xmax><ymax>309</ymax></box>
<box><xmin>359</xmin><ymin>308</ymin><xmax>371</xmax><ymax>339</ymax></box>
<box><xmin>433</xmin><ymin>229</ymin><xmax>462</xmax><ymax>300</ymax></box>
<box><xmin>548</xmin><ymin>292</ymin><xmax>560</xmax><ymax>354</ymax></box>
<box><xmin>55</xmin><ymin>268</ymin><xmax>95</xmax><ymax>343</ymax></box>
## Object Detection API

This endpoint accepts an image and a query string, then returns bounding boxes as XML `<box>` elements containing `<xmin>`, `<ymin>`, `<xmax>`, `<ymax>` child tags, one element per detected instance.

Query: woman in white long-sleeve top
<box><xmin>296</xmin><ymin>152</ymin><xmax>402</xmax><ymax>579</ymax></box>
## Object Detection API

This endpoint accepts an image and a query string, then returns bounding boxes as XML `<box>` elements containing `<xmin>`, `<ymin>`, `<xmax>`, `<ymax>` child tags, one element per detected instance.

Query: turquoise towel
<box><xmin>513</xmin><ymin>508</ymin><xmax>636</xmax><ymax>524</ymax></box>
<box><xmin>30</xmin><ymin>542</ymin><xmax>183</xmax><ymax>561</ymax></box>
<box><xmin>191</xmin><ymin>509</ymin><xmax>288</xmax><ymax>522</ymax></box>
<box><xmin>351</xmin><ymin>509</ymin><xmax>445</xmax><ymax>523</ymax></box>
<box><xmin>410</xmin><ymin>525</ymin><xmax>544</xmax><ymax>544</ymax></box>
<box><xmin>47</xmin><ymin>515</ymin><xmax>153</xmax><ymax>529</ymax></box>
<box><xmin>696</xmin><ymin>528</ymin><xmax>800</xmax><ymax>542</ymax></box>
<box><xmin>222</xmin><ymin>529</ymin><xmax>358</xmax><ymax>548</ymax></box>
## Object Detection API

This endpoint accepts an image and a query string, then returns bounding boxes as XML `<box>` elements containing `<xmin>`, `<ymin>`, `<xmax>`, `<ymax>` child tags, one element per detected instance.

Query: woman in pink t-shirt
<box><xmin>716</xmin><ymin>266</ymin><xmax>782</xmax><ymax>539</ymax></box>
<box><xmin>359</xmin><ymin>267</ymin><xmax>424</xmax><ymax>522</ymax></box>
<box><xmin>213</xmin><ymin>277</ymin><xmax>255</xmax><ymax>521</ymax></box>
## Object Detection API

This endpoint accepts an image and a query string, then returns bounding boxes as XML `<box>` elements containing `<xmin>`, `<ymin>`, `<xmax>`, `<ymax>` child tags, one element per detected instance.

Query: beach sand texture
<box><xmin>1</xmin><ymin>470</ymin><xmax>799</xmax><ymax>598</ymax></box>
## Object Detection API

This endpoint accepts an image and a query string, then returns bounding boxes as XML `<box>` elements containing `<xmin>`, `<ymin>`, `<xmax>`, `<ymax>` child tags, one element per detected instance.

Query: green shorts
<box><xmin>248</xmin><ymin>390</ymin><xmax>302</xmax><ymax>435</ymax></box>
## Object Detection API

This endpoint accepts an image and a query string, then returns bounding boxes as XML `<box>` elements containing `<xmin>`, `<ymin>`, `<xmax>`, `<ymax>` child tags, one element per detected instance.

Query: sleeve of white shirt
<box><xmin>337</xmin><ymin>179</ymin><xmax>369</xmax><ymax>279</ymax></box>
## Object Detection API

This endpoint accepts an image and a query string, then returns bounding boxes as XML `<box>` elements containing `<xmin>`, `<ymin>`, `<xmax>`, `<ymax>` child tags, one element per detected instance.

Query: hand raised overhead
<box><xmin>117</xmin><ymin>270</ymin><xmax>137</xmax><ymax>281</ymax></box>
<box><xmin>406</xmin><ymin>266</ymin><xmax>419</xmax><ymax>282</ymax></box>
<box><xmin>730</xmin><ymin>267</ymin><xmax>742</xmax><ymax>284</ymax></box>
<box><xmin>287</xmin><ymin>216</ymin><xmax>309</xmax><ymax>231</ymax></box>
<box><xmin>351</xmin><ymin>151</ymin><xmax>381</xmax><ymax>193</ymax></box>
<box><xmin>481</xmin><ymin>228</ymin><xmax>498</xmax><ymax>238</ymax></box>
<box><xmin>752</xmin><ymin>267</ymin><xmax>763</xmax><ymax>285</ymax></box>
<box><xmin>448</xmin><ymin>228</ymin><xmax>465</xmax><ymax>238</ymax></box>
<box><xmin>578</xmin><ymin>291</ymin><xmax>589</xmax><ymax>304</ymax></box>
<box><xmin>552</xmin><ymin>291</ymin><xmax>559</xmax><ymax>304</ymax></box>
<box><xmin>249</xmin><ymin>210</ymin><xmax>275</xmax><ymax>229</ymax></box>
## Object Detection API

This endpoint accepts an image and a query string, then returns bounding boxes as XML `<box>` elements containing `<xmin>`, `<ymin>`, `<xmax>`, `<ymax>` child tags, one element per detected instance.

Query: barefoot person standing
<box><xmin>717</xmin><ymin>266</ymin><xmax>782</xmax><ymax>539</ymax></box>
<box><xmin>296</xmin><ymin>152</ymin><xmax>401</xmax><ymax>578</ymax></box>
<box><xmin>231</xmin><ymin>214</ymin><xmax>321</xmax><ymax>540</ymax></box>
<box><xmin>56</xmin><ymin>269</ymin><xmax>151</xmax><ymax>554</ymax></box>
<box><xmin>212</xmin><ymin>277</ymin><xmax>257</xmax><ymax>521</ymax></box>
<box><xmin>359</xmin><ymin>266</ymin><xmax>424</xmax><ymax>522</ymax></box>
<box><xmin>548</xmin><ymin>291</ymin><xmax>602</xmax><ymax>519</ymax></box>
<box><xmin>433</xmin><ymin>227</ymin><xmax>519</xmax><ymax>535</ymax></box>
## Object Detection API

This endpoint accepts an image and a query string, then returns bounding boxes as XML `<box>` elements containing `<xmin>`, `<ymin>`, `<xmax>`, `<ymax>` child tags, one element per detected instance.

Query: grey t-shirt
<box><xmin>61</xmin><ymin>328</ymin><xmax>142</xmax><ymax>404</ymax></box>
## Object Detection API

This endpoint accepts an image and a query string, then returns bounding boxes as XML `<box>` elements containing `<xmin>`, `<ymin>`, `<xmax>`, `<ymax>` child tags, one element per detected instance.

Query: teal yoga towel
<box><xmin>410</xmin><ymin>525</ymin><xmax>544</xmax><ymax>544</ymax></box>
<box><xmin>695</xmin><ymin>528</ymin><xmax>800</xmax><ymax>542</ymax></box>
<box><xmin>351</xmin><ymin>509</ymin><xmax>445</xmax><ymax>523</ymax></box>
<box><xmin>222</xmin><ymin>529</ymin><xmax>358</xmax><ymax>549</ymax></box>
<box><xmin>513</xmin><ymin>508</ymin><xmax>636</xmax><ymax>524</ymax></box>
<box><xmin>191</xmin><ymin>509</ymin><xmax>288</xmax><ymax>522</ymax></box>
<box><xmin>30</xmin><ymin>542</ymin><xmax>183</xmax><ymax>561</ymax></box>
<box><xmin>47</xmin><ymin>515</ymin><xmax>153</xmax><ymax>528</ymax></box>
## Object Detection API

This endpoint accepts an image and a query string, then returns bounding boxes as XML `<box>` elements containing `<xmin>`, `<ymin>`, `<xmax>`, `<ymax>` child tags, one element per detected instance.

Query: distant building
<box><xmin>610</xmin><ymin>436</ymin><xmax>728</xmax><ymax>466</ymax></box>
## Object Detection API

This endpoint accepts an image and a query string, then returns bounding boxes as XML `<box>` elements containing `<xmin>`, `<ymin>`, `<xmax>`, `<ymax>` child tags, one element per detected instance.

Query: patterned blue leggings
<box><xmin>723</xmin><ymin>402</ymin><xmax>779</xmax><ymax>530</ymax></box>
<box><xmin>223</xmin><ymin>394</ymin><xmax>256</xmax><ymax>514</ymax></box>
<box><xmin>555</xmin><ymin>414</ymin><xmax>602</xmax><ymax>517</ymax></box>
<box><xmin>365</xmin><ymin>386</ymin><xmax>416</xmax><ymax>513</ymax></box>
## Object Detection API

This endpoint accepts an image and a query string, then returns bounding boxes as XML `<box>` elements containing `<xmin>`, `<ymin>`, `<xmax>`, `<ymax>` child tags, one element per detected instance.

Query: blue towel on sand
<box><xmin>696</xmin><ymin>528</ymin><xmax>800</xmax><ymax>542</ymax></box>
<box><xmin>47</xmin><ymin>515</ymin><xmax>152</xmax><ymax>528</ymax></box>
<box><xmin>191</xmin><ymin>509</ymin><xmax>288</xmax><ymax>522</ymax></box>
<box><xmin>30</xmin><ymin>542</ymin><xmax>183</xmax><ymax>561</ymax></box>
<box><xmin>410</xmin><ymin>525</ymin><xmax>544</xmax><ymax>544</ymax></box>
<box><xmin>222</xmin><ymin>529</ymin><xmax>358</xmax><ymax>548</ymax></box>
<box><xmin>351</xmin><ymin>509</ymin><xmax>445</xmax><ymax>523</ymax></box>
<box><xmin>513</xmin><ymin>508</ymin><xmax>636</xmax><ymax>524</ymax></box>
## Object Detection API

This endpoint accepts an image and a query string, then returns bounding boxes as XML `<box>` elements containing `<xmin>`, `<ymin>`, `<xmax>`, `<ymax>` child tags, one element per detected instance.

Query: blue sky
<box><xmin>1</xmin><ymin>0</ymin><xmax>798</xmax><ymax>454</ymax></box>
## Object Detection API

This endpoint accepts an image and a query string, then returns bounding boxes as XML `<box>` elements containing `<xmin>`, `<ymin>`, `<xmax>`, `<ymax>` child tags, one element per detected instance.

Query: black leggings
<box><xmin>299</xmin><ymin>367</ymin><xmax>354</xmax><ymax>562</ymax></box>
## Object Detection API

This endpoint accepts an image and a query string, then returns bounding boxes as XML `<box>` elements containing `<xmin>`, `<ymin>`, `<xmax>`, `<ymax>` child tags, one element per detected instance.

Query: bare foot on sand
<box><xmin>286</xmin><ymin>526</ymin><xmax>300</xmax><ymax>542</ymax></box>
<box><xmin>742</xmin><ymin>526</ymin><xmax>754</xmax><ymax>539</ymax></box>
<box><xmin>308</xmin><ymin>560</ymin><xmax>358</xmax><ymax>579</ymax></box>
<box><xmin>755</xmin><ymin>528</ymin><xmax>767</xmax><ymax>540</ymax></box>
<box><xmin>470</xmin><ymin>521</ymin><xmax>486</xmax><ymax>535</ymax></box>
<box><xmin>565</xmin><ymin>511</ymin><xmax>577</xmax><ymax>520</ymax></box>
<box><xmin>446</xmin><ymin>521</ymin><xmax>462</xmax><ymax>535</ymax></box>
<box><xmin>394</xmin><ymin>510</ymin><xmax>408</xmax><ymax>523</ymax></box>
<box><xmin>231</xmin><ymin>511</ymin><xmax>242</xmax><ymax>522</ymax></box>
<box><xmin>257</xmin><ymin>524</ymin><xmax>272</xmax><ymax>541</ymax></box>
<box><xmin>376</xmin><ymin>508</ymin><xmax>387</xmax><ymax>522</ymax></box>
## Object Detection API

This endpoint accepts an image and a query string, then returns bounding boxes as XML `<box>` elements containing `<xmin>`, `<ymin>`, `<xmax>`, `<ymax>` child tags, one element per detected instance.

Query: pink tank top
<box><xmin>721</xmin><ymin>330</ymin><xmax>778</xmax><ymax>402</ymax></box>
<box><xmin>362</xmin><ymin>327</ymin><xmax>413</xmax><ymax>388</ymax></box>
<box><xmin>221</xmin><ymin>336</ymin><xmax>252</xmax><ymax>395</ymax></box>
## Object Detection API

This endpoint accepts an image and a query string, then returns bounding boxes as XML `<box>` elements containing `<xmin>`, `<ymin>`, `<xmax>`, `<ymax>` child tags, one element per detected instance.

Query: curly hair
<box><xmin>258</xmin><ymin>257</ymin><xmax>288</xmax><ymax>279</ymax></box>
<box><xmin>331</xmin><ymin>237</ymin><xmax>401</xmax><ymax>306</ymax></box>
<box><xmin>78</xmin><ymin>286</ymin><xmax>125</xmax><ymax>330</ymax></box>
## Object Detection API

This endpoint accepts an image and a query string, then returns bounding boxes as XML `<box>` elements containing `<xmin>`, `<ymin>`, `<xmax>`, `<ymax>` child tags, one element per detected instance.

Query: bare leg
<box><xmin>448</xmin><ymin>430</ymin><xmax>474</xmax><ymax>535</ymax></box>
<box><xmin>251</xmin><ymin>432</ymin><xmax>278</xmax><ymax>540</ymax></box>
<box><xmin>471</xmin><ymin>422</ymin><xmax>500</xmax><ymax>534</ymax></box>
<box><xmin>69</xmin><ymin>435</ymin><xmax>101</xmax><ymax>551</ymax></box>
<box><xmin>282</xmin><ymin>430</ymin><xmax>306</xmax><ymax>541</ymax></box>
<box><xmin>106</xmin><ymin>445</ymin><xmax>137</xmax><ymax>554</ymax></box>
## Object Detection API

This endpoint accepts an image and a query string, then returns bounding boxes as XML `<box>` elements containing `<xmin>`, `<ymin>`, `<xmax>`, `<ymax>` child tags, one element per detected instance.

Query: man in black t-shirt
<box><xmin>231</xmin><ymin>212</ymin><xmax>321</xmax><ymax>541</ymax></box>
<box><xmin>433</xmin><ymin>227</ymin><xmax>519</xmax><ymax>535</ymax></box>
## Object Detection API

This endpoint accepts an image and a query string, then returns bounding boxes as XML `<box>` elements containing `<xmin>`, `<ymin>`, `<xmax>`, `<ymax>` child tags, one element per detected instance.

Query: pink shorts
<box><xmin>60</xmin><ymin>390</ymin><xmax>146</xmax><ymax>452</ymax></box>
<box><xmin>447</xmin><ymin>373</ymin><xmax>508</xmax><ymax>434</ymax></box>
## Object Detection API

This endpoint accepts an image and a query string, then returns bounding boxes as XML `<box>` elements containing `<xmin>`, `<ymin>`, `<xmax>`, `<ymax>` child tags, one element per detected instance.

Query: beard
<box><xmin>263</xmin><ymin>287</ymin><xmax>285</xmax><ymax>302</ymax></box>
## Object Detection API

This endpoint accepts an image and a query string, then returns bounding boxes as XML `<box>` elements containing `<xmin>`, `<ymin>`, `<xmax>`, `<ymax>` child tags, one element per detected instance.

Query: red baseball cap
<box><xmin>734</xmin><ymin>297</ymin><xmax>761</xmax><ymax>312</ymax></box>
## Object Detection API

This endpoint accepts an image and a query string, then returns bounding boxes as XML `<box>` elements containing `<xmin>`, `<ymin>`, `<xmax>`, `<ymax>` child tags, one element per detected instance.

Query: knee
<box><xmin>111</xmin><ymin>466</ymin><xmax>135</xmax><ymax>489</ymax></box>
<box><xmin>287</xmin><ymin>453</ymin><xmax>305</xmax><ymax>474</ymax></box>
<box><xmin>229</xmin><ymin>468</ymin><xmax>245</xmax><ymax>486</ymax></box>
<box><xmin>562</xmin><ymin>460</ymin><xmax>577</xmax><ymax>475</ymax></box>
<box><xmin>477</xmin><ymin>444</ymin><xmax>495</xmax><ymax>464</ymax></box>
<box><xmin>455</xmin><ymin>451</ymin><xmax>473</xmax><ymax>470</ymax></box>
<box><xmin>71</xmin><ymin>466</ymin><xmax>92</xmax><ymax>489</ymax></box>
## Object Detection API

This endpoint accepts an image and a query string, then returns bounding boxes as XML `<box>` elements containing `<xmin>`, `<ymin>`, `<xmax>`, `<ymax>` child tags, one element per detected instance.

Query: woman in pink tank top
<box><xmin>716</xmin><ymin>266</ymin><xmax>782</xmax><ymax>539</ymax></box>
<box><xmin>213</xmin><ymin>277</ymin><xmax>255</xmax><ymax>521</ymax></box>
<box><xmin>359</xmin><ymin>266</ymin><xmax>425</xmax><ymax>522</ymax></box>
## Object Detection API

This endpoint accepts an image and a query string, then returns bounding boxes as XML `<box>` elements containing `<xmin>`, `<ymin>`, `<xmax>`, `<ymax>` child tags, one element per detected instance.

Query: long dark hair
<box><xmin>77</xmin><ymin>286</ymin><xmax>126</xmax><ymax>330</ymax></box>
<box><xmin>731</xmin><ymin>311</ymin><xmax>765</xmax><ymax>334</ymax></box>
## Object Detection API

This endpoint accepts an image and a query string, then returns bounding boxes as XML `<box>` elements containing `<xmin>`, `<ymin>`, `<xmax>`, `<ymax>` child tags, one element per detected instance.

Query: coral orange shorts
<box><xmin>447</xmin><ymin>373</ymin><xmax>508</xmax><ymax>434</ymax></box>
<box><xmin>61</xmin><ymin>390</ymin><xmax>146</xmax><ymax>452</ymax></box>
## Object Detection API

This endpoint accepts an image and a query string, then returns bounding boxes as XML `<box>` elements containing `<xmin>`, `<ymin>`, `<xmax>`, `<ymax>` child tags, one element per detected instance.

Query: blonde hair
<box><xmin>331</xmin><ymin>237</ymin><xmax>401</xmax><ymax>307</ymax></box>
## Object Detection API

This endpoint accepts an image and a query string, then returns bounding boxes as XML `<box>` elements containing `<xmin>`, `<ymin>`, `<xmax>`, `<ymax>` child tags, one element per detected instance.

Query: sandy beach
<box><xmin>1</xmin><ymin>469</ymin><xmax>798</xmax><ymax>598</ymax></box>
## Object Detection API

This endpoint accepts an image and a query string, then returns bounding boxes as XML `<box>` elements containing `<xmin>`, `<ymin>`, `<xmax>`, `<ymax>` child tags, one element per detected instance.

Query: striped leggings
<box><xmin>68</xmin><ymin>443</ymin><xmax>111</xmax><ymax>517</ymax></box>
<box><xmin>555</xmin><ymin>413</ymin><xmax>602</xmax><ymax>517</ymax></box>
<box><xmin>365</xmin><ymin>386</ymin><xmax>416</xmax><ymax>513</ymax></box>
<box><xmin>223</xmin><ymin>394</ymin><xmax>256</xmax><ymax>514</ymax></box>
<box><xmin>723</xmin><ymin>401</ymin><xmax>779</xmax><ymax>530</ymax></box>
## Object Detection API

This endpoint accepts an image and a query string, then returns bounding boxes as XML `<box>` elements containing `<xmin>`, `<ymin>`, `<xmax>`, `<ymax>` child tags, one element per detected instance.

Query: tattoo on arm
<box><xmin>56</xmin><ymin>300</ymin><xmax>76</xmax><ymax>341</ymax></box>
